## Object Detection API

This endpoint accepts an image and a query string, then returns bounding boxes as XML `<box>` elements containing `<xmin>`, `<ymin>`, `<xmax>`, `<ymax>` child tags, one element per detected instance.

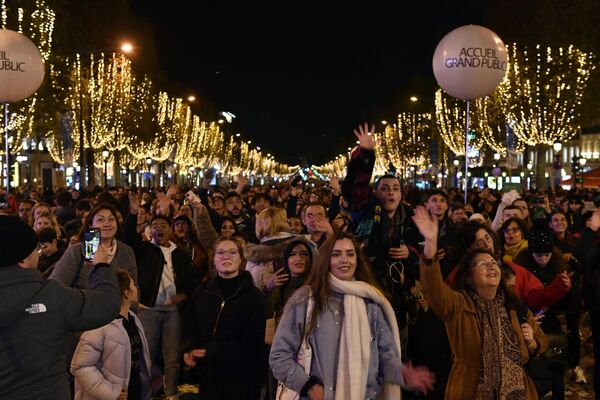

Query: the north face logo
<box><xmin>25</xmin><ymin>303</ymin><xmax>47</xmax><ymax>314</ymax></box>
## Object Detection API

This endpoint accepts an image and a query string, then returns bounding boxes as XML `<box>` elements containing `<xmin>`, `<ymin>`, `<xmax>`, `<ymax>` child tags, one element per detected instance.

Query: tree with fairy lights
<box><xmin>474</xmin><ymin>88</ymin><xmax>525</xmax><ymax>156</ymax></box>
<box><xmin>377</xmin><ymin>113</ymin><xmax>432</xmax><ymax>182</ymax></box>
<box><xmin>501</xmin><ymin>43</ymin><xmax>595</xmax><ymax>188</ymax></box>
<box><xmin>434</xmin><ymin>89</ymin><xmax>485</xmax><ymax>160</ymax></box>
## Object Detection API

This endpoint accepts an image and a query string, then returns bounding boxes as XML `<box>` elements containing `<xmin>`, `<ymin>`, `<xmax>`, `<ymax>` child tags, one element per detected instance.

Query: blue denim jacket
<box><xmin>269</xmin><ymin>286</ymin><xmax>404</xmax><ymax>400</ymax></box>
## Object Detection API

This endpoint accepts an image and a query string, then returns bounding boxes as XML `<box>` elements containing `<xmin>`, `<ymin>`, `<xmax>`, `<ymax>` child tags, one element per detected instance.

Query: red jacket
<box><xmin>446</xmin><ymin>260</ymin><xmax>571</xmax><ymax>312</ymax></box>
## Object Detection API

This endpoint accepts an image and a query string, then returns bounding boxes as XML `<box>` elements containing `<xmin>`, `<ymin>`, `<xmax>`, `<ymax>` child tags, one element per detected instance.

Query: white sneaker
<box><xmin>573</xmin><ymin>366</ymin><xmax>587</xmax><ymax>384</ymax></box>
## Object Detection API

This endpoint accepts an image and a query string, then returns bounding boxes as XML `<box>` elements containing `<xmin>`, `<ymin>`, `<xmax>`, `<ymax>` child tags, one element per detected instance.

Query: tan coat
<box><xmin>420</xmin><ymin>259</ymin><xmax>548</xmax><ymax>400</ymax></box>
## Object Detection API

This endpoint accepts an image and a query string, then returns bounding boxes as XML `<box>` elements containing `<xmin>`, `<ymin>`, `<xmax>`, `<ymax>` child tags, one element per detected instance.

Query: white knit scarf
<box><xmin>329</xmin><ymin>273</ymin><xmax>402</xmax><ymax>400</ymax></box>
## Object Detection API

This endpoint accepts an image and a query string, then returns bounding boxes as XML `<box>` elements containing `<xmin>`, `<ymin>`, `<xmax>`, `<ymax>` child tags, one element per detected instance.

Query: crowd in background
<box><xmin>2</xmin><ymin>126</ymin><xmax>600</xmax><ymax>400</ymax></box>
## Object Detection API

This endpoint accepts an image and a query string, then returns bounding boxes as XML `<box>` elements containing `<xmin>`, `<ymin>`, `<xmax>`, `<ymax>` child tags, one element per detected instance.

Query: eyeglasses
<box><xmin>476</xmin><ymin>234</ymin><xmax>493</xmax><ymax>248</ymax></box>
<box><xmin>215</xmin><ymin>249</ymin><xmax>239</xmax><ymax>258</ymax></box>
<box><xmin>473</xmin><ymin>259</ymin><xmax>501</xmax><ymax>270</ymax></box>
<box><xmin>503</xmin><ymin>227</ymin><xmax>521</xmax><ymax>235</ymax></box>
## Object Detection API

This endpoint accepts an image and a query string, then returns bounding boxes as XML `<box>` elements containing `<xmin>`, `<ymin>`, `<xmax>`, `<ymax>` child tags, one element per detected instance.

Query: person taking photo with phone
<box><xmin>50</xmin><ymin>203</ymin><xmax>137</xmax><ymax>290</ymax></box>
<box><xmin>0</xmin><ymin>215</ymin><xmax>121</xmax><ymax>399</ymax></box>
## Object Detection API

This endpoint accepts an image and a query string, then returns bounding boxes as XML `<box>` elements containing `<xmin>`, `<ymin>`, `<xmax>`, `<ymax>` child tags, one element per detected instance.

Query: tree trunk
<box><xmin>114</xmin><ymin>150</ymin><xmax>121</xmax><ymax>186</ymax></box>
<box><xmin>86</xmin><ymin>148</ymin><xmax>95</xmax><ymax>189</ymax></box>
<box><xmin>535</xmin><ymin>143</ymin><xmax>547</xmax><ymax>190</ymax></box>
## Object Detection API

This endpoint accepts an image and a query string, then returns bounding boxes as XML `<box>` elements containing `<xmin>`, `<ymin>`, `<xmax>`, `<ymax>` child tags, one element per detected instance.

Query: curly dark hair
<box><xmin>453</xmin><ymin>248</ymin><xmax>521</xmax><ymax>311</ymax></box>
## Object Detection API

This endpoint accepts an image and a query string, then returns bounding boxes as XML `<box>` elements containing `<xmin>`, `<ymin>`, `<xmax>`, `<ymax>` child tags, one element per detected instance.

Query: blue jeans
<box><xmin>138</xmin><ymin>308</ymin><xmax>181</xmax><ymax>396</ymax></box>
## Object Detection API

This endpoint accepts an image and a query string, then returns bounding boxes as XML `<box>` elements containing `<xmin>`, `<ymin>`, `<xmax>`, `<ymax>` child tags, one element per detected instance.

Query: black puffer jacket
<box><xmin>0</xmin><ymin>264</ymin><xmax>119</xmax><ymax>400</ymax></box>
<box><xmin>180</xmin><ymin>271</ymin><xmax>265</xmax><ymax>388</ymax></box>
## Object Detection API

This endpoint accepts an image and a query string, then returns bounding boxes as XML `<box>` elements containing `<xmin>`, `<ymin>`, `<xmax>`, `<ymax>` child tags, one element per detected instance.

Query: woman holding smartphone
<box><xmin>50</xmin><ymin>203</ymin><xmax>137</xmax><ymax>289</ymax></box>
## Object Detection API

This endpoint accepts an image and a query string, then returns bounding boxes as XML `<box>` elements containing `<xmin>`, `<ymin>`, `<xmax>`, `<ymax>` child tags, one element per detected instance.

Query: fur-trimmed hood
<box><xmin>244</xmin><ymin>233</ymin><xmax>317</xmax><ymax>264</ymax></box>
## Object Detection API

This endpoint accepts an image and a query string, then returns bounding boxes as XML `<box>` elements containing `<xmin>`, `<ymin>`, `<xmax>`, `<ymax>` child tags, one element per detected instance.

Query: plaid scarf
<box><xmin>471</xmin><ymin>291</ymin><xmax>526</xmax><ymax>400</ymax></box>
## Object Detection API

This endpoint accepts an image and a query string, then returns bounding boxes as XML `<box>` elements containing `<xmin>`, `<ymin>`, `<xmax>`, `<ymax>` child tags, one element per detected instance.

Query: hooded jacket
<box><xmin>244</xmin><ymin>233</ymin><xmax>316</xmax><ymax>292</ymax></box>
<box><xmin>71</xmin><ymin>311</ymin><xmax>152</xmax><ymax>400</ymax></box>
<box><xmin>0</xmin><ymin>264</ymin><xmax>120</xmax><ymax>400</ymax></box>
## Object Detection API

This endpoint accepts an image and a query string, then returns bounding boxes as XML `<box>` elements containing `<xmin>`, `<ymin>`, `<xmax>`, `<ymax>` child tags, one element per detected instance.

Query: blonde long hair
<box><xmin>255</xmin><ymin>206</ymin><xmax>288</xmax><ymax>240</ymax></box>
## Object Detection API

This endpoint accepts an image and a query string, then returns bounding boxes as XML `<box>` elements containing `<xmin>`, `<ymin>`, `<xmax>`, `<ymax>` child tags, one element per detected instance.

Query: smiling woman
<box><xmin>181</xmin><ymin>237</ymin><xmax>265</xmax><ymax>400</ymax></box>
<box><xmin>413</xmin><ymin>206</ymin><xmax>547</xmax><ymax>399</ymax></box>
<box><xmin>49</xmin><ymin>203</ymin><xmax>137</xmax><ymax>290</ymax></box>
<box><xmin>270</xmin><ymin>231</ymin><xmax>435</xmax><ymax>399</ymax></box>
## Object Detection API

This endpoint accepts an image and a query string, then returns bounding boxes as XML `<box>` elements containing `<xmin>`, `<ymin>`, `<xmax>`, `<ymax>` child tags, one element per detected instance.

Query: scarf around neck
<box><xmin>328</xmin><ymin>273</ymin><xmax>401</xmax><ymax>400</ymax></box>
<box><xmin>102</xmin><ymin>238</ymin><xmax>117</xmax><ymax>264</ymax></box>
<box><xmin>470</xmin><ymin>291</ymin><xmax>525</xmax><ymax>400</ymax></box>
<box><xmin>503</xmin><ymin>239</ymin><xmax>528</xmax><ymax>262</ymax></box>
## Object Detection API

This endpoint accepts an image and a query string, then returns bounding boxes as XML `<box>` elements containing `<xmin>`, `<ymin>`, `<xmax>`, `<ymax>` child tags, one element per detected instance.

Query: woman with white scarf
<box><xmin>270</xmin><ymin>231</ymin><xmax>434</xmax><ymax>400</ymax></box>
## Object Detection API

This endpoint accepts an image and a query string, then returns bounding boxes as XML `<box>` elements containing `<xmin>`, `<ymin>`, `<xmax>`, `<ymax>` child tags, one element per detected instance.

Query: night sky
<box><xmin>129</xmin><ymin>0</ymin><xmax>482</xmax><ymax>165</ymax></box>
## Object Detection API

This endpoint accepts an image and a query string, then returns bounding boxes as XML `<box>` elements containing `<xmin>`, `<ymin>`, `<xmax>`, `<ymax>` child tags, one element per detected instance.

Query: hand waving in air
<box><xmin>353</xmin><ymin>123</ymin><xmax>375</xmax><ymax>150</ymax></box>
<box><xmin>411</xmin><ymin>206</ymin><xmax>439</xmax><ymax>259</ymax></box>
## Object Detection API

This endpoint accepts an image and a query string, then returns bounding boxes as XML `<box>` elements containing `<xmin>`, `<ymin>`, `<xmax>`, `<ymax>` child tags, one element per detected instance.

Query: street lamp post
<box><xmin>453</xmin><ymin>159</ymin><xmax>459</xmax><ymax>188</ymax></box>
<box><xmin>101</xmin><ymin>149</ymin><xmax>109</xmax><ymax>187</ymax></box>
<box><xmin>146</xmin><ymin>157</ymin><xmax>152</xmax><ymax>188</ymax></box>
<box><xmin>579</xmin><ymin>156</ymin><xmax>587</xmax><ymax>188</ymax></box>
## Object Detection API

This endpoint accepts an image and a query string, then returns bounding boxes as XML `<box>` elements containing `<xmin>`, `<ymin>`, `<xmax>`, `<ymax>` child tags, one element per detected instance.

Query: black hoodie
<box><xmin>0</xmin><ymin>264</ymin><xmax>120</xmax><ymax>399</ymax></box>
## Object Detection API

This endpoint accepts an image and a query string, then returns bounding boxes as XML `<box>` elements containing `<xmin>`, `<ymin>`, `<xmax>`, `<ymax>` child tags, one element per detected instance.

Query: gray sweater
<box><xmin>269</xmin><ymin>286</ymin><xmax>404</xmax><ymax>400</ymax></box>
<box><xmin>49</xmin><ymin>241</ymin><xmax>137</xmax><ymax>289</ymax></box>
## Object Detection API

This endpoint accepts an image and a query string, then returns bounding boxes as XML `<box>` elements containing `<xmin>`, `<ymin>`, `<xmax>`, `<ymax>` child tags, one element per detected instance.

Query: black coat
<box><xmin>180</xmin><ymin>271</ymin><xmax>265</xmax><ymax>392</ymax></box>
<box><xmin>0</xmin><ymin>264</ymin><xmax>119</xmax><ymax>399</ymax></box>
<box><xmin>124</xmin><ymin>214</ymin><xmax>199</xmax><ymax>307</ymax></box>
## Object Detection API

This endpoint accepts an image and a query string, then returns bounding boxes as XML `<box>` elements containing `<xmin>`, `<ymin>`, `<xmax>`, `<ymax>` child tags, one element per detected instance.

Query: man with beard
<box><xmin>225</xmin><ymin>192</ymin><xmax>257</xmax><ymax>243</ymax></box>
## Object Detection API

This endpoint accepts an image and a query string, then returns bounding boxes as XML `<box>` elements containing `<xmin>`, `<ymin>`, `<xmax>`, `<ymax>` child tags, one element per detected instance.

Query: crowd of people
<box><xmin>2</xmin><ymin>124</ymin><xmax>600</xmax><ymax>399</ymax></box>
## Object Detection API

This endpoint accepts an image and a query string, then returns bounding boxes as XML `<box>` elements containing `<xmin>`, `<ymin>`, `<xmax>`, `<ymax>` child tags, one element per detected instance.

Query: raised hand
<box><xmin>329</xmin><ymin>176</ymin><xmax>340</xmax><ymax>196</ymax></box>
<box><xmin>411</xmin><ymin>206</ymin><xmax>438</xmax><ymax>259</ymax></box>
<box><xmin>128</xmin><ymin>192</ymin><xmax>140</xmax><ymax>215</ymax></box>
<box><xmin>265</xmin><ymin>268</ymin><xmax>290</xmax><ymax>291</ymax></box>
<box><xmin>353</xmin><ymin>123</ymin><xmax>375</xmax><ymax>150</ymax></box>
<box><xmin>237</xmin><ymin>171</ymin><xmax>249</xmax><ymax>187</ymax></box>
<box><xmin>156</xmin><ymin>192</ymin><xmax>171</xmax><ymax>216</ymax></box>
<box><xmin>411</xmin><ymin>206</ymin><xmax>438</xmax><ymax>242</ymax></box>
<box><xmin>314</xmin><ymin>216</ymin><xmax>334</xmax><ymax>237</ymax></box>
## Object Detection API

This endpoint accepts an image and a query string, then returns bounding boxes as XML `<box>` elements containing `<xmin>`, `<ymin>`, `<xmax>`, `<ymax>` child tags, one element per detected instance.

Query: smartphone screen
<box><xmin>83</xmin><ymin>228</ymin><xmax>101</xmax><ymax>261</ymax></box>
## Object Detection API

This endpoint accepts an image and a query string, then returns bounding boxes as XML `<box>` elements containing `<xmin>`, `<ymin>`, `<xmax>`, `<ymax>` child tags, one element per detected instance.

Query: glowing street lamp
<box><xmin>410</xmin><ymin>96</ymin><xmax>418</xmax><ymax>102</ymax></box>
<box><xmin>187</xmin><ymin>95</ymin><xmax>196</xmax><ymax>102</ymax></box>
<box><xmin>553</xmin><ymin>141</ymin><xmax>563</xmax><ymax>153</ymax></box>
<box><xmin>120</xmin><ymin>42</ymin><xmax>134</xmax><ymax>53</ymax></box>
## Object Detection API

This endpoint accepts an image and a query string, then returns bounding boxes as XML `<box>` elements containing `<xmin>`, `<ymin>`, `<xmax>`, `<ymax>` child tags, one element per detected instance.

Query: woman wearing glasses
<box><xmin>501</xmin><ymin>217</ymin><xmax>530</xmax><ymax>262</ymax></box>
<box><xmin>180</xmin><ymin>237</ymin><xmax>265</xmax><ymax>400</ymax></box>
<box><xmin>450</xmin><ymin>221</ymin><xmax>571</xmax><ymax>313</ymax></box>
<box><xmin>413</xmin><ymin>206</ymin><xmax>548</xmax><ymax>399</ymax></box>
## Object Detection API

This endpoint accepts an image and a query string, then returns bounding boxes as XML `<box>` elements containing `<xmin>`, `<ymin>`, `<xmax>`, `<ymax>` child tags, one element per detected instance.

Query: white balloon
<box><xmin>0</xmin><ymin>29</ymin><xmax>45</xmax><ymax>103</ymax></box>
<box><xmin>433</xmin><ymin>25</ymin><xmax>508</xmax><ymax>100</ymax></box>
